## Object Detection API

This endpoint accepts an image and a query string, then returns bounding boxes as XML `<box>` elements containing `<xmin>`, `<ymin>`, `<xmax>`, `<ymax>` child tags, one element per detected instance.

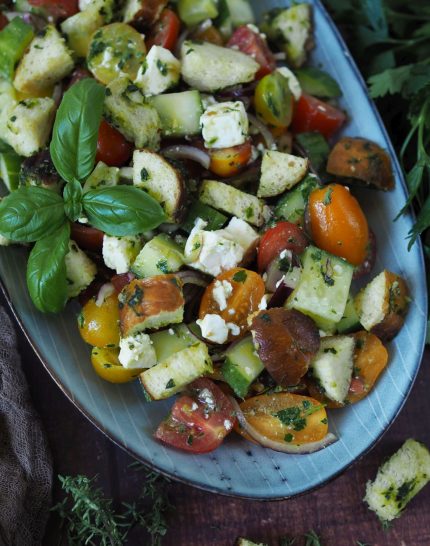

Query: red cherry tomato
<box><xmin>227</xmin><ymin>25</ymin><xmax>276</xmax><ymax>79</ymax></box>
<box><xmin>155</xmin><ymin>378</ymin><xmax>236</xmax><ymax>453</ymax></box>
<box><xmin>29</xmin><ymin>0</ymin><xmax>78</xmax><ymax>19</ymax></box>
<box><xmin>68</xmin><ymin>67</ymin><xmax>92</xmax><ymax>89</ymax></box>
<box><xmin>0</xmin><ymin>13</ymin><xmax>9</xmax><ymax>31</ymax></box>
<box><xmin>71</xmin><ymin>223</ymin><xmax>104</xmax><ymax>252</ymax></box>
<box><xmin>96</xmin><ymin>120</ymin><xmax>133</xmax><ymax>167</ymax></box>
<box><xmin>111</xmin><ymin>272</ymin><xmax>136</xmax><ymax>293</ymax></box>
<box><xmin>146</xmin><ymin>9</ymin><xmax>181</xmax><ymax>51</ymax></box>
<box><xmin>257</xmin><ymin>222</ymin><xmax>309</xmax><ymax>272</ymax></box>
<box><xmin>291</xmin><ymin>94</ymin><xmax>346</xmax><ymax>139</ymax></box>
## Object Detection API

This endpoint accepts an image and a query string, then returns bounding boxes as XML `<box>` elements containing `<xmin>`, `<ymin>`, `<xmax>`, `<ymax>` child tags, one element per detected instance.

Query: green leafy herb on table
<box><xmin>323</xmin><ymin>1</ymin><xmax>430</xmax><ymax>250</ymax></box>
<box><xmin>52</xmin><ymin>469</ymin><xmax>172</xmax><ymax>546</ymax></box>
<box><xmin>0</xmin><ymin>78</ymin><xmax>165</xmax><ymax>313</ymax></box>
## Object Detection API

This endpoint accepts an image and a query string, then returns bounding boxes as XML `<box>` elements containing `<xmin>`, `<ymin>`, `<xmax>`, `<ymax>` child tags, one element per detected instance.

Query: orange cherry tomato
<box><xmin>235</xmin><ymin>392</ymin><xmax>328</xmax><ymax>445</ymax></box>
<box><xmin>308</xmin><ymin>184</ymin><xmax>369</xmax><ymax>266</ymax></box>
<box><xmin>91</xmin><ymin>347</ymin><xmax>142</xmax><ymax>384</ymax></box>
<box><xmin>209</xmin><ymin>142</ymin><xmax>252</xmax><ymax>178</ymax></box>
<box><xmin>78</xmin><ymin>293</ymin><xmax>120</xmax><ymax>348</ymax></box>
<box><xmin>199</xmin><ymin>268</ymin><xmax>265</xmax><ymax>341</ymax></box>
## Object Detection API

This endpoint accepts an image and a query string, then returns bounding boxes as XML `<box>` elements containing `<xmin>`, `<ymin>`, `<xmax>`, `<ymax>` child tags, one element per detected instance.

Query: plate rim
<box><xmin>1</xmin><ymin>0</ymin><xmax>427</xmax><ymax>501</ymax></box>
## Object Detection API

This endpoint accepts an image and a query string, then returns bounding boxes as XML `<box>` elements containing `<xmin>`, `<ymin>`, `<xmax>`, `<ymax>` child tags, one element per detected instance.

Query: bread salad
<box><xmin>0</xmin><ymin>0</ymin><xmax>410</xmax><ymax>455</ymax></box>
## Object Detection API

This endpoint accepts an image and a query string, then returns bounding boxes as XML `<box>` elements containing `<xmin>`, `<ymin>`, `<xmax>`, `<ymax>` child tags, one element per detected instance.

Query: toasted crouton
<box><xmin>119</xmin><ymin>275</ymin><xmax>184</xmax><ymax>337</ymax></box>
<box><xmin>14</xmin><ymin>25</ymin><xmax>74</xmax><ymax>96</ymax></box>
<box><xmin>132</xmin><ymin>149</ymin><xmax>186</xmax><ymax>222</ymax></box>
<box><xmin>258</xmin><ymin>150</ymin><xmax>308</xmax><ymax>198</ymax></box>
<box><xmin>123</xmin><ymin>0</ymin><xmax>168</xmax><ymax>28</ymax></box>
<box><xmin>354</xmin><ymin>270</ymin><xmax>409</xmax><ymax>341</ymax></box>
<box><xmin>61</xmin><ymin>7</ymin><xmax>105</xmax><ymax>58</ymax></box>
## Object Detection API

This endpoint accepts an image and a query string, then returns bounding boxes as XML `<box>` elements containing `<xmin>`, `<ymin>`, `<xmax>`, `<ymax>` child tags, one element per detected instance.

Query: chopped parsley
<box><xmin>323</xmin><ymin>187</ymin><xmax>333</xmax><ymax>205</ymax></box>
<box><xmin>165</xmin><ymin>379</ymin><xmax>175</xmax><ymax>389</ymax></box>
<box><xmin>156</xmin><ymin>59</ymin><xmax>168</xmax><ymax>76</ymax></box>
<box><xmin>141</xmin><ymin>168</ymin><xmax>150</xmax><ymax>181</ymax></box>
<box><xmin>156</xmin><ymin>259</ymin><xmax>170</xmax><ymax>274</ymax></box>
<box><xmin>284</xmin><ymin>433</ymin><xmax>294</xmax><ymax>443</ymax></box>
<box><xmin>233</xmin><ymin>270</ymin><xmax>247</xmax><ymax>283</ymax></box>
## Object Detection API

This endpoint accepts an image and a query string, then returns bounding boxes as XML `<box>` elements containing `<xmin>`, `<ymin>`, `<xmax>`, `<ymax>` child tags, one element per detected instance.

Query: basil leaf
<box><xmin>64</xmin><ymin>179</ymin><xmax>83</xmax><ymax>222</ymax></box>
<box><xmin>50</xmin><ymin>78</ymin><xmax>105</xmax><ymax>183</ymax></box>
<box><xmin>26</xmin><ymin>223</ymin><xmax>70</xmax><ymax>313</ymax></box>
<box><xmin>0</xmin><ymin>186</ymin><xmax>66</xmax><ymax>242</ymax></box>
<box><xmin>82</xmin><ymin>186</ymin><xmax>166</xmax><ymax>236</ymax></box>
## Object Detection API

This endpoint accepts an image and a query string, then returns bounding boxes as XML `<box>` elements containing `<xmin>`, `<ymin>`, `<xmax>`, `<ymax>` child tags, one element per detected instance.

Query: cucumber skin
<box><xmin>336</xmin><ymin>295</ymin><xmax>361</xmax><ymax>334</ymax></box>
<box><xmin>181</xmin><ymin>201</ymin><xmax>228</xmax><ymax>233</ymax></box>
<box><xmin>222</xmin><ymin>358</ymin><xmax>251</xmax><ymax>399</ymax></box>
<box><xmin>131</xmin><ymin>234</ymin><xmax>184</xmax><ymax>278</ymax></box>
<box><xmin>151</xmin><ymin>90</ymin><xmax>203</xmax><ymax>137</ymax></box>
<box><xmin>275</xmin><ymin>174</ymin><xmax>321</xmax><ymax>225</ymax></box>
<box><xmin>222</xmin><ymin>337</ymin><xmax>264</xmax><ymax>398</ymax></box>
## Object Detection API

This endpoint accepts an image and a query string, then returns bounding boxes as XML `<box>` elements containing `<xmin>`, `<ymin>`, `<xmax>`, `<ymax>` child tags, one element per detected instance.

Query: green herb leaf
<box><xmin>232</xmin><ymin>269</ymin><xmax>247</xmax><ymax>283</ymax></box>
<box><xmin>368</xmin><ymin>65</ymin><xmax>413</xmax><ymax>98</ymax></box>
<box><xmin>50</xmin><ymin>78</ymin><xmax>105</xmax><ymax>183</ymax></box>
<box><xmin>82</xmin><ymin>186</ymin><xmax>166</xmax><ymax>236</ymax></box>
<box><xmin>63</xmin><ymin>179</ymin><xmax>83</xmax><ymax>222</ymax></box>
<box><xmin>295</xmin><ymin>67</ymin><xmax>342</xmax><ymax>98</ymax></box>
<box><xmin>0</xmin><ymin>186</ymin><xmax>66</xmax><ymax>242</ymax></box>
<box><xmin>26</xmin><ymin>223</ymin><xmax>70</xmax><ymax>313</ymax></box>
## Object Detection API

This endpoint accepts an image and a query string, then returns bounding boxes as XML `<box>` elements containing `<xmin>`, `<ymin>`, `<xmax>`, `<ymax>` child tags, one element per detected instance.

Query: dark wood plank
<box><xmin>3</xmin><ymin>294</ymin><xmax>430</xmax><ymax>545</ymax></box>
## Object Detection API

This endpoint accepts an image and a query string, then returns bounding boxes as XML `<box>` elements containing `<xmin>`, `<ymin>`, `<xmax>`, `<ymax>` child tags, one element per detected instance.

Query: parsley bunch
<box><xmin>324</xmin><ymin>0</ymin><xmax>430</xmax><ymax>250</ymax></box>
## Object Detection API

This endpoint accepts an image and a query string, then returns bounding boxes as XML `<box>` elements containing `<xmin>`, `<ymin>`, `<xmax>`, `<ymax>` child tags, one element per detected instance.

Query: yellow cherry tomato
<box><xmin>91</xmin><ymin>347</ymin><xmax>143</xmax><ymax>384</ymax></box>
<box><xmin>78</xmin><ymin>293</ymin><xmax>120</xmax><ymax>348</ymax></box>
<box><xmin>87</xmin><ymin>23</ymin><xmax>147</xmax><ymax>85</ymax></box>
<box><xmin>254</xmin><ymin>71</ymin><xmax>294</xmax><ymax>128</ymax></box>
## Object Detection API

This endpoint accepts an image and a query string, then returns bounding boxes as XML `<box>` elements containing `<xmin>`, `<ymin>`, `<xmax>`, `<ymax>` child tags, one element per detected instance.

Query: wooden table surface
<box><xmin>2</xmin><ymin>294</ymin><xmax>429</xmax><ymax>546</ymax></box>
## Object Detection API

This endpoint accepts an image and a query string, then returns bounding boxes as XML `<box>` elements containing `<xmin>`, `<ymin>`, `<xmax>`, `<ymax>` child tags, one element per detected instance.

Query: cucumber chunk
<box><xmin>226</xmin><ymin>0</ymin><xmax>255</xmax><ymax>26</ymax></box>
<box><xmin>178</xmin><ymin>0</ymin><xmax>219</xmax><ymax>26</ymax></box>
<box><xmin>275</xmin><ymin>174</ymin><xmax>321</xmax><ymax>225</ymax></box>
<box><xmin>222</xmin><ymin>336</ymin><xmax>264</xmax><ymax>398</ymax></box>
<box><xmin>150</xmin><ymin>324</ymin><xmax>199</xmax><ymax>363</ymax></box>
<box><xmin>295</xmin><ymin>132</ymin><xmax>330</xmax><ymax>174</ymax></box>
<box><xmin>181</xmin><ymin>201</ymin><xmax>228</xmax><ymax>233</ymax></box>
<box><xmin>286</xmin><ymin>245</ymin><xmax>354</xmax><ymax>328</ymax></box>
<box><xmin>336</xmin><ymin>294</ymin><xmax>361</xmax><ymax>334</ymax></box>
<box><xmin>132</xmin><ymin>234</ymin><xmax>185</xmax><ymax>278</ymax></box>
<box><xmin>151</xmin><ymin>90</ymin><xmax>203</xmax><ymax>137</ymax></box>
<box><xmin>0</xmin><ymin>150</ymin><xmax>23</xmax><ymax>192</ymax></box>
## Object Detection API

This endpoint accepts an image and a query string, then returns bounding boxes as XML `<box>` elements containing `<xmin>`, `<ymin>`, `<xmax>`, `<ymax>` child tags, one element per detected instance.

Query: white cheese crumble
<box><xmin>118</xmin><ymin>333</ymin><xmax>157</xmax><ymax>369</ymax></box>
<box><xmin>212</xmin><ymin>280</ymin><xmax>233</xmax><ymax>311</ymax></box>
<box><xmin>258</xmin><ymin>294</ymin><xmax>270</xmax><ymax>310</ymax></box>
<box><xmin>200</xmin><ymin>100</ymin><xmax>249</xmax><ymax>149</ymax></box>
<box><xmin>197</xmin><ymin>314</ymin><xmax>229</xmax><ymax>344</ymax></box>
<box><xmin>134</xmin><ymin>45</ymin><xmax>180</xmax><ymax>96</ymax></box>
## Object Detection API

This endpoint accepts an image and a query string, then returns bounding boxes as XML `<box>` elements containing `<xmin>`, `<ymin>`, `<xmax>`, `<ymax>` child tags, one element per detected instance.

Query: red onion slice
<box><xmin>248</xmin><ymin>113</ymin><xmax>275</xmax><ymax>151</ymax></box>
<box><xmin>268</xmin><ymin>282</ymin><xmax>293</xmax><ymax>309</ymax></box>
<box><xmin>230</xmin><ymin>397</ymin><xmax>337</xmax><ymax>454</ymax></box>
<box><xmin>162</xmin><ymin>145</ymin><xmax>211</xmax><ymax>170</ymax></box>
<box><xmin>177</xmin><ymin>269</ymin><xmax>211</xmax><ymax>288</ymax></box>
<box><xmin>95</xmin><ymin>282</ymin><xmax>115</xmax><ymax>307</ymax></box>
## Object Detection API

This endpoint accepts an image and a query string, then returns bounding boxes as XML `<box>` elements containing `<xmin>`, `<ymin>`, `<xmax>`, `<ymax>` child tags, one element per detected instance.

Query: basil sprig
<box><xmin>26</xmin><ymin>223</ymin><xmax>71</xmax><ymax>313</ymax></box>
<box><xmin>0</xmin><ymin>187</ymin><xmax>66</xmax><ymax>242</ymax></box>
<box><xmin>83</xmin><ymin>186</ymin><xmax>165</xmax><ymax>236</ymax></box>
<box><xmin>0</xmin><ymin>78</ymin><xmax>166</xmax><ymax>313</ymax></box>
<box><xmin>50</xmin><ymin>79</ymin><xmax>105</xmax><ymax>183</ymax></box>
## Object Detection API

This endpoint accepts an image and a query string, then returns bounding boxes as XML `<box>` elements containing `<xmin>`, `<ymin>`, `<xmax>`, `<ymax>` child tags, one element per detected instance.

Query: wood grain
<box><xmin>3</xmin><ymin>295</ymin><xmax>429</xmax><ymax>546</ymax></box>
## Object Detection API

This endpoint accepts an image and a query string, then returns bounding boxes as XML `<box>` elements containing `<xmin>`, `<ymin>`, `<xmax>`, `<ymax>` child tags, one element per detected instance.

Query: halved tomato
<box><xmin>71</xmin><ymin>223</ymin><xmax>104</xmax><ymax>253</ymax></box>
<box><xmin>291</xmin><ymin>94</ymin><xmax>346</xmax><ymax>139</ymax></box>
<box><xmin>227</xmin><ymin>25</ymin><xmax>276</xmax><ymax>79</ymax></box>
<box><xmin>91</xmin><ymin>347</ymin><xmax>142</xmax><ymax>384</ymax></box>
<box><xmin>236</xmin><ymin>392</ymin><xmax>328</xmax><ymax>446</ymax></box>
<box><xmin>29</xmin><ymin>0</ymin><xmax>78</xmax><ymax>19</ymax></box>
<box><xmin>155</xmin><ymin>378</ymin><xmax>236</xmax><ymax>453</ymax></box>
<box><xmin>96</xmin><ymin>120</ymin><xmax>133</xmax><ymax>167</ymax></box>
<box><xmin>146</xmin><ymin>8</ymin><xmax>181</xmax><ymax>51</ymax></box>
<box><xmin>257</xmin><ymin>222</ymin><xmax>308</xmax><ymax>272</ymax></box>
<box><xmin>199</xmin><ymin>268</ymin><xmax>265</xmax><ymax>341</ymax></box>
<box><xmin>78</xmin><ymin>293</ymin><xmax>120</xmax><ymax>348</ymax></box>
<box><xmin>0</xmin><ymin>13</ymin><xmax>9</xmax><ymax>31</ymax></box>
<box><xmin>209</xmin><ymin>142</ymin><xmax>252</xmax><ymax>178</ymax></box>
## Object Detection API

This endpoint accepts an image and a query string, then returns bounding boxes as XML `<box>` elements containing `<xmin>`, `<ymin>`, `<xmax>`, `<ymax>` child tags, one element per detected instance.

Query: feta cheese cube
<box><xmin>65</xmin><ymin>241</ymin><xmax>97</xmax><ymax>298</ymax></box>
<box><xmin>102</xmin><ymin>235</ymin><xmax>142</xmax><ymax>274</ymax></box>
<box><xmin>222</xmin><ymin>217</ymin><xmax>260</xmax><ymax>254</ymax></box>
<box><xmin>135</xmin><ymin>46</ymin><xmax>181</xmax><ymax>96</ymax></box>
<box><xmin>200</xmin><ymin>101</ymin><xmax>249</xmax><ymax>149</ymax></box>
<box><xmin>119</xmin><ymin>333</ymin><xmax>157</xmax><ymax>369</ymax></box>
<box><xmin>212</xmin><ymin>280</ymin><xmax>233</xmax><ymax>311</ymax></box>
<box><xmin>197</xmin><ymin>314</ymin><xmax>229</xmax><ymax>344</ymax></box>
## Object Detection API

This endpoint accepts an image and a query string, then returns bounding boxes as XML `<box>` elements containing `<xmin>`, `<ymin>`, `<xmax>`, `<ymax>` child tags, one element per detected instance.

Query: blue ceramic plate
<box><xmin>0</xmin><ymin>0</ymin><xmax>427</xmax><ymax>500</ymax></box>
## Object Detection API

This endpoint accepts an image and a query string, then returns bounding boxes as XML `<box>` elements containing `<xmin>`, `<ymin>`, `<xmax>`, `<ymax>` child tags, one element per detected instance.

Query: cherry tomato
<box><xmin>227</xmin><ymin>25</ymin><xmax>276</xmax><ymax>79</ymax></box>
<box><xmin>254</xmin><ymin>72</ymin><xmax>294</xmax><ymax>128</ymax></box>
<box><xmin>155</xmin><ymin>378</ymin><xmax>236</xmax><ymax>453</ymax></box>
<box><xmin>209</xmin><ymin>142</ymin><xmax>252</xmax><ymax>178</ymax></box>
<box><xmin>308</xmin><ymin>184</ymin><xmax>369</xmax><ymax>266</ymax></box>
<box><xmin>111</xmin><ymin>272</ymin><xmax>136</xmax><ymax>293</ymax></box>
<box><xmin>71</xmin><ymin>223</ymin><xmax>104</xmax><ymax>252</ymax></box>
<box><xmin>146</xmin><ymin>9</ymin><xmax>181</xmax><ymax>51</ymax></box>
<box><xmin>29</xmin><ymin>0</ymin><xmax>78</xmax><ymax>19</ymax></box>
<box><xmin>192</xmin><ymin>24</ymin><xmax>224</xmax><ymax>45</ymax></box>
<box><xmin>199</xmin><ymin>268</ymin><xmax>265</xmax><ymax>341</ymax></box>
<box><xmin>78</xmin><ymin>294</ymin><xmax>120</xmax><ymax>348</ymax></box>
<box><xmin>91</xmin><ymin>347</ymin><xmax>142</xmax><ymax>384</ymax></box>
<box><xmin>96</xmin><ymin>120</ymin><xmax>133</xmax><ymax>167</ymax></box>
<box><xmin>68</xmin><ymin>67</ymin><xmax>92</xmax><ymax>89</ymax></box>
<box><xmin>291</xmin><ymin>94</ymin><xmax>346</xmax><ymax>139</ymax></box>
<box><xmin>236</xmin><ymin>393</ymin><xmax>328</xmax><ymax>446</ymax></box>
<box><xmin>0</xmin><ymin>13</ymin><xmax>9</xmax><ymax>30</ymax></box>
<box><xmin>348</xmin><ymin>331</ymin><xmax>388</xmax><ymax>404</ymax></box>
<box><xmin>257</xmin><ymin>222</ymin><xmax>308</xmax><ymax>272</ymax></box>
